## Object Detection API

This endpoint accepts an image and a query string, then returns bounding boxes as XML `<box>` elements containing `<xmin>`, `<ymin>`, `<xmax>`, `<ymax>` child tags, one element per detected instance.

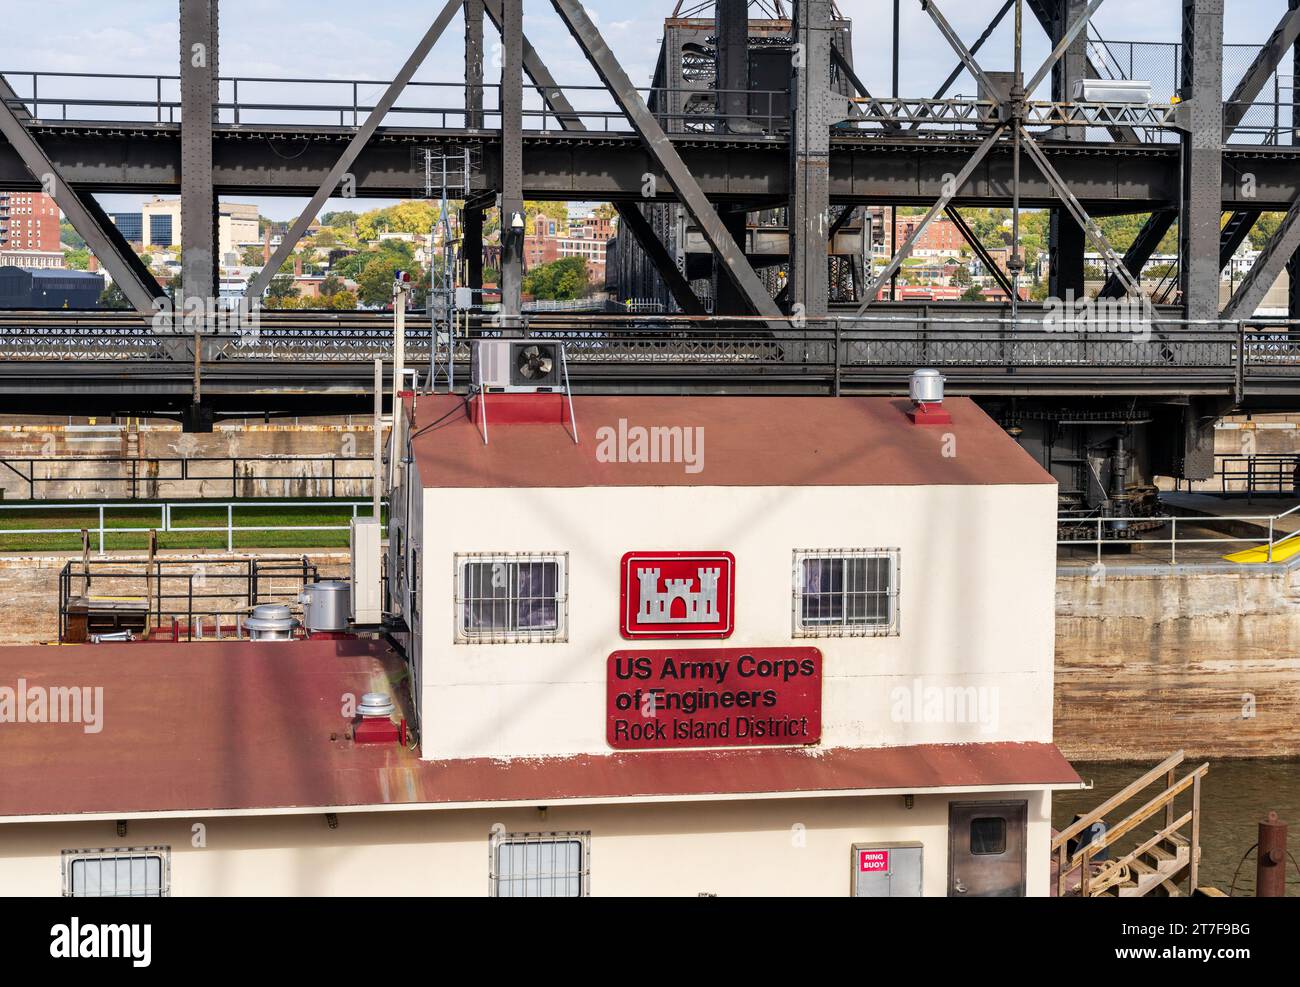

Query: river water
<box><xmin>1052</xmin><ymin>760</ymin><xmax>1300</xmax><ymax>895</ymax></box>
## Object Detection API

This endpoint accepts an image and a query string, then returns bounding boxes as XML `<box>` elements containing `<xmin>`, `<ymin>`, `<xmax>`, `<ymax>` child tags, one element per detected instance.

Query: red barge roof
<box><xmin>412</xmin><ymin>395</ymin><xmax>1055</xmax><ymax>488</ymax></box>
<box><xmin>0</xmin><ymin>639</ymin><xmax>1079</xmax><ymax>820</ymax></box>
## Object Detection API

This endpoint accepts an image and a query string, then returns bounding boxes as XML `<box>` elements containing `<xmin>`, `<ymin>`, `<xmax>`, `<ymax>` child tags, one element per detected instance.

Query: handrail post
<box><xmin>1189</xmin><ymin>772</ymin><xmax>1202</xmax><ymax>893</ymax></box>
<box><xmin>1164</xmin><ymin>767</ymin><xmax>1175</xmax><ymax>830</ymax></box>
<box><xmin>1268</xmin><ymin>516</ymin><xmax>1274</xmax><ymax>562</ymax></box>
<box><xmin>97</xmin><ymin>505</ymin><xmax>104</xmax><ymax>556</ymax></box>
<box><xmin>1057</xmin><ymin>843</ymin><xmax>1066</xmax><ymax>897</ymax></box>
<box><xmin>227</xmin><ymin>503</ymin><xmax>234</xmax><ymax>552</ymax></box>
<box><xmin>1170</xmin><ymin>516</ymin><xmax>1176</xmax><ymax>565</ymax></box>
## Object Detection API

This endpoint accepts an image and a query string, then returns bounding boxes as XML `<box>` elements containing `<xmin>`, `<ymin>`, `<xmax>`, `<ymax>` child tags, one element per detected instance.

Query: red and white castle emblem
<box><xmin>620</xmin><ymin>551</ymin><xmax>735</xmax><ymax>638</ymax></box>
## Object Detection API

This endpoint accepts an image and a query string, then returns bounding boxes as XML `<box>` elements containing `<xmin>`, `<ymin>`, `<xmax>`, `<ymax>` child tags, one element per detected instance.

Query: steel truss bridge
<box><xmin>3</xmin><ymin>308</ymin><xmax>1298</xmax><ymax>415</ymax></box>
<box><xmin>4</xmin><ymin>0</ymin><xmax>1300</xmax><ymax>503</ymax></box>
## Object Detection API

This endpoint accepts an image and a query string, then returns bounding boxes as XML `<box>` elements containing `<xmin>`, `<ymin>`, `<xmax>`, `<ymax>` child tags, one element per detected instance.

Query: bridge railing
<box><xmin>0</xmin><ymin>69</ymin><xmax>789</xmax><ymax>134</ymax></box>
<box><xmin>2</xmin><ymin>310</ymin><xmax>1299</xmax><ymax>396</ymax></box>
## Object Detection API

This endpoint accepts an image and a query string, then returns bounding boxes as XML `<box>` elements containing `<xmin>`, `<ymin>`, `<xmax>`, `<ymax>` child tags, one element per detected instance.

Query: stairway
<box><xmin>1108</xmin><ymin>833</ymin><xmax>1194</xmax><ymax>896</ymax></box>
<box><xmin>1053</xmin><ymin>751</ymin><xmax>1209</xmax><ymax>898</ymax></box>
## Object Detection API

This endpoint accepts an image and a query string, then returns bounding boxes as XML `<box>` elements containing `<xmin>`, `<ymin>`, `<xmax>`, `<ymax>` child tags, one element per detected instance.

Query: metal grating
<box><xmin>454</xmin><ymin>552</ymin><xmax>568</xmax><ymax>644</ymax></box>
<box><xmin>792</xmin><ymin>548</ymin><xmax>900</xmax><ymax>637</ymax></box>
<box><xmin>62</xmin><ymin>846</ymin><xmax>170</xmax><ymax>897</ymax></box>
<box><xmin>489</xmin><ymin>830</ymin><xmax>590</xmax><ymax>897</ymax></box>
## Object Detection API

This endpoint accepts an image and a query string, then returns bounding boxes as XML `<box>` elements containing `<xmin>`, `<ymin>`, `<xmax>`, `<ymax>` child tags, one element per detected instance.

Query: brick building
<box><xmin>0</xmin><ymin>191</ymin><xmax>61</xmax><ymax>255</ymax></box>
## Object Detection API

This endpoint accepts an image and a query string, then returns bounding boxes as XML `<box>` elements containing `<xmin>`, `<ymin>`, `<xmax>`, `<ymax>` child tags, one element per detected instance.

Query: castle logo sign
<box><xmin>620</xmin><ymin>551</ymin><xmax>736</xmax><ymax>639</ymax></box>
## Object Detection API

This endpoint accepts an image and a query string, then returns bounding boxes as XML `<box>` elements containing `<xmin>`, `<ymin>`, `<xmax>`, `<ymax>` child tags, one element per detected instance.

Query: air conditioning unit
<box><xmin>473</xmin><ymin>340</ymin><xmax>562</xmax><ymax>392</ymax></box>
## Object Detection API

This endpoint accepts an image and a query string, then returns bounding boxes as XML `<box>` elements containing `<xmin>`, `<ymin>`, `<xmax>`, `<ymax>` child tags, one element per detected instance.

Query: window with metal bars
<box><xmin>61</xmin><ymin>847</ymin><xmax>170</xmax><ymax>897</ymax></box>
<box><xmin>455</xmin><ymin>553</ymin><xmax>568</xmax><ymax>643</ymax></box>
<box><xmin>489</xmin><ymin>831</ymin><xmax>589</xmax><ymax>897</ymax></box>
<box><xmin>793</xmin><ymin>549</ymin><xmax>900</xmax><ymax>637</ymax></box>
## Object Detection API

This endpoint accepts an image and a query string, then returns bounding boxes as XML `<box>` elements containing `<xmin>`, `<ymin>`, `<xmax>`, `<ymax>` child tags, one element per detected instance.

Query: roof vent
<box><xmin>907</xmin><ymin>368</ymin><xmax>952</xmax><ymax>425</ymax></box>
<box><xmin>357</xmin><ymin>692</ymin><xmax>395</xmax><ymax>717</ymax></box>
<box><xmin>354</xmin><ymin>691</ymin><xmax>402</xmax><ymax>745</ymax></box>
<box><xmin>244</xmin><ymin>603</ymin><xmax>299</xmax><ymax>641</ymax></box>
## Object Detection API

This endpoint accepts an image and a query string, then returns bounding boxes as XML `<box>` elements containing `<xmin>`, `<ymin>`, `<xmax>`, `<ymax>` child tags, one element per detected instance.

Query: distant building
<box><xmin>525</xmin><ymin>212</ymin><xmax>618</xmax><ymax>280</ymax></box>
<box><xmin>149</xmin><ymin>213</ymin><xmax>174</xmax><ymax>248</ymax></box>
<box><xmin>111</xmin><ymin>197</ymin><xmax>259</xmax><ymax>258</ymax></box>
<box><xmin>0</xmin><ymin>248</ymin><xmax>64</xmax><ymax>270</ymax></box>
<box><xmin>0</xmin><ymin>266</ymin><xmax>104</xmax><ymax>308</ymax></box>
<box><xmin>893</xmin><ymin>214</ymin><xmax>966</xmax><ymax>258</ymax></box>
<box><xmin>108</xmin><ymin>212</ymin><xmax>144</xmax><ymax>243</ymax></box>
<box><xmin>0</xmin><ymin>191</ymin><xmax>61</xmax><ymax>254</ymax></box>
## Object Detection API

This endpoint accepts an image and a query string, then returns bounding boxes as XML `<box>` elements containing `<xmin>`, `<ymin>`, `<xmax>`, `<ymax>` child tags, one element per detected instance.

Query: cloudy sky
<box><xmin>0</xmin><ymin>0</ymin><xmax>1283</xmax><ymax>220</ymax></box>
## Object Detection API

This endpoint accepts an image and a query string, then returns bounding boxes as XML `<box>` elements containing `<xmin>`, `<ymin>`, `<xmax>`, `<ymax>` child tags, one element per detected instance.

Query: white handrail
<box><xmin>1059</xmin><ymin>502</ymin><xmax>1300</xmax><ymax>566</ymax></box>
<box><xmin>0</xmin><ymin>499</ymin><xmax>379</xmax><ymax>555</ymax></box>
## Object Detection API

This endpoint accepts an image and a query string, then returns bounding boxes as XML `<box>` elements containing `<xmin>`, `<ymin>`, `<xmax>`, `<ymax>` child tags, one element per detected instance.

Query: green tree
<box><xmin>356</xmin><ymin>255</ymin><xmax>412</xmax><ymax>307</ymax></box>
<box><xmin>265</xmin><ymin>274</ymin><xmax>299</xmax><ymax>307</ymax></box>
<box><xmin>240</xmin><ymin>245</ymin><xmax>264</xmax><ymax>266</ymax></box>
<box><xmin>60</xmin><ymin>221</ymin><xmax>86</xmax><ymax>249</ymax></box>
<box><xmin>63</xmin><ymin>247</ymin><xmax>90</xmax><ymax>270</ymax></box>
<box><xmin>98</xmin><ymin>283</ymin><xmax>131</xmax><ymax>309</ymax></box>
<box><xmin>322</xmin><ymin>210</ymin><xmax>359</xmax><ymax>229</ymax></box>
<box><xmin>523</xmin><ymin>256</ymin><xmax>590</xmax><ymax>300</ymax></box>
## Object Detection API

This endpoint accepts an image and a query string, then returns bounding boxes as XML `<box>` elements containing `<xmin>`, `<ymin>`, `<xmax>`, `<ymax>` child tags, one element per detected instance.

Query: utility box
<box><xmin>851</xmin><ymin>843</ymin><xmax>923</xmax><ymax>897</ymax></box>
<box><xmin>350</xmin><ymin>516</ymin><xmax>383</xmax><ymax>625</ymax></box>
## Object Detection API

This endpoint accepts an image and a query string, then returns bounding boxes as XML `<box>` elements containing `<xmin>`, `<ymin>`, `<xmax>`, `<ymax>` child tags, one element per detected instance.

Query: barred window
<box><xmin>62</xmin><ymin>847</ymin><xmax>170</xmax><ymax>897</ymax></box>
<box><xmin>793</xmin><ymin>549</ymin><xmax>900</xmax><ymax>636</ymax></box>
<box><xmin>490</xmin><ymin>831</ymin><xmax>589</xmax><ymax>897</ymax></box>
<box><xmin>455</xmin><ymin>553</ymin><xmax>568</xmax><ymax>643</ymax></box>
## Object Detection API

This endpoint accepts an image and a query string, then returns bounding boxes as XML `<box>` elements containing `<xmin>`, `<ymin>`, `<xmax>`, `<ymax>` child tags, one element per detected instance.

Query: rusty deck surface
<box><xmin>0</xmin><ymin>638</ymin><xmax>1080</xmax><ymax>818</ymax></box>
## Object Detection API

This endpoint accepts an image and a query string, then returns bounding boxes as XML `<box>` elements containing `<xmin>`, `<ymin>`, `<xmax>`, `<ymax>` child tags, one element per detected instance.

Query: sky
<box><xmin>0</xmin><ymin>0</ymin><xmax>1284</xmax><ymax>221</ymax></box>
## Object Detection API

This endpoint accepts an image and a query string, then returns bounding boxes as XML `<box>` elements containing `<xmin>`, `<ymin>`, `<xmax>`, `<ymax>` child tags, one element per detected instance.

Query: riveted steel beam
<box><xmin>180</xmin><ymin>0</ymin><xmax>219</xmax><ymax>319</ymax></box>
<box><xmin>857</xmin><ymin>124</ymin><xmax>1007</xmax><ymax>313</ymax></box>
<box><xmin>245</xmin><ymin>0</ymin><xmax>462</xmax><ymax>302</ymax></box>
<box><xmin>550</xmin><ymin>0</ymin><xmax>779</xmax><ymax>318</ymax></box>
<box><xmin>1223</xmin><ymin>196</ymin><xmax>1300</xmax><ymax>319</ymax></box>
<box><xmin>789</xmin><ymin>0</ymin><xmax>833</xmax><ymax>318</ymax></box>
<box><xmin>1180</xmin><ymin>0</ymin><xmax>1224</xmax><ymax>322</ymax></box>
<box><xmin>499</xmin><ymin>0</ymin><xmax>523</xmax><ymax>321</ymax></box>
<box><xmin>483</xmin><ymin>0</ymin><xmax>583</xmax><ymax>128</ymax></box>
<box><xmin>946</xmin><ymin>206</ymin><xmax>1016</xmax><ymax>298</ymax></box>
<box><xmin>465</xmin><ymin>0</ymin><xmax>485</xmax><ymax>130</ymax></box>
<box><xmin>1098</xmin><ymin>208</ymin><xmax>1176</xmax><ymax>299</ymax></box>
<box><xmin>0</xmin><ymin>92</ymin><xmax>162</xmax><ymax>315</ymax></box>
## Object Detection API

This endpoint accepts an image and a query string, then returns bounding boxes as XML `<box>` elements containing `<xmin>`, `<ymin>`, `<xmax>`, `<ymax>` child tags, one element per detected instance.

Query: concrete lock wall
<box><xmin>0</xmin><ymin>423</ymin><xmax>373</xmax><ymax>500</ymax></box>
<box><xmin>419</xmin><ymin>483</ymin><xmax>1058</xmax><ymax>761</ymax></box>
<box><xmin>1055</xmin><ymin>566</ymin><xmax>1300</xmax><ymax>761</ymax></box>
<box><xmin>0</xmin><ymin>789</ymin><xmax>1052</xmax><ymax>897</ymax></box>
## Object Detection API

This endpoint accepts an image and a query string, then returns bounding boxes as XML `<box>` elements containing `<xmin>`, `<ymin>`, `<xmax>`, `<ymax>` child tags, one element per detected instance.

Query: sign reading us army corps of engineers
<box><xmin>619</xmin><ymin>551</ymin><xmax>735</xmax><ymax>639</ymax></box>
<box><xmin>607</xmin><ymin>648</ymin><xmax>822</xmax><ymax>750</ymax></box>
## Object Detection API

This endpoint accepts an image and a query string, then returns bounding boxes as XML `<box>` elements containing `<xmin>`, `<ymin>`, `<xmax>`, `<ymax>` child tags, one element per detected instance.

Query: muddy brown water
<box><xmin>1053</xmin><ymin>759</ymin><xmax>1300</xmax><ymax>896</ymax></box>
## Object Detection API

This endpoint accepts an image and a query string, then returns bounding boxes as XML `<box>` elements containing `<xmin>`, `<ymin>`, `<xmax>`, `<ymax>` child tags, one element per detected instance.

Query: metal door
<box><xmin>948</xmin><ymin>800</ymin><xmax>1027</xmax><ymax>897</ymax></box>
